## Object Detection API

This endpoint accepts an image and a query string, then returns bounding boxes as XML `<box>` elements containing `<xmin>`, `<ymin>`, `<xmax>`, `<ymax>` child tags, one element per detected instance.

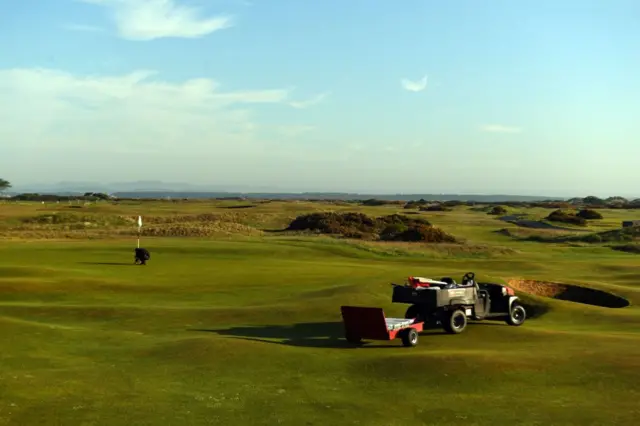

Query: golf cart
<box><xmin>391</xmin><ymin>272</ymin><xmax>526</xmax><ymax>334</ymax></box>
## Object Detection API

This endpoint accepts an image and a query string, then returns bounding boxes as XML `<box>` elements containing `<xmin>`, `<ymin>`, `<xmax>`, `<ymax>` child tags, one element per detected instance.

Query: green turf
<box><xmin>0</xmin><ymin>201</ymin><xmax>639</xmax><ymax>425</ymax></box>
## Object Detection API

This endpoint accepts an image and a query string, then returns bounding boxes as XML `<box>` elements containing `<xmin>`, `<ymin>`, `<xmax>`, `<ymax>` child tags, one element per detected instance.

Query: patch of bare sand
<box><xmin>507</xmin><ymin>279</ymin><xmax>630</xmax><ymax>308</ymax></box>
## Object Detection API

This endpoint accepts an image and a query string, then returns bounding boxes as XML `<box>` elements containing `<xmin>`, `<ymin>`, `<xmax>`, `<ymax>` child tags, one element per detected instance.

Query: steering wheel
<box><xmin>462</xmin><ymin>272</ymin><xmax>475</xmax><ymax>284</ymax></box>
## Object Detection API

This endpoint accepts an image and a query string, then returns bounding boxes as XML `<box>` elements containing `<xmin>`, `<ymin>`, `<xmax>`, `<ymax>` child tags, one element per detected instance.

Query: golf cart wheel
<box><xmin>345</xmin><ymin>333</ymin><xmax>362</xmax><ymax>344</ymax></box>
<box><xmin>443</xmin><ymin>309</ymin><xmax>467</xmax><ymax>334</ymax></box>
<box><xmin>506</xmin><ymin>302</ymin><xmax>526</xmax><ymax>326</ymax></box>
<box><xmin>405</xmin><ymin>304</ymin><xmax>423</xmax><ymax>321</ymax></box>
<box><xmin>401</xmin><ymin>328</ymin><xmax>419</xmax><ymax>347</ymax></box>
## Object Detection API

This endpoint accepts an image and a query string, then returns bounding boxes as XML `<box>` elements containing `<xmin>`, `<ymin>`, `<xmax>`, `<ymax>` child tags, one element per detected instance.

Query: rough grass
<box><xmin>523</xmin><ymin>225</ymin><xmax>640</xmax><ymax>245</ymax></box>
<box><xmin>0</xmin><ymin>200</ymin><xmax>639</xmax><ymax>425</ymax></box>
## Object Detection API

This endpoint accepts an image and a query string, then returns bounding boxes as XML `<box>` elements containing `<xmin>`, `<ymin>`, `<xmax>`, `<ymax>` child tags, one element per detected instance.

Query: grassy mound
<box><xmin>286</xmin><ymin>212</ymin><xmax>457</xmax><ymax>242</ymax></box>
<box><xmin>507</xmin><ymin>279</ymin><xmax>629</xmax><ymax>308</ymax></box>
<box><xmin>585</xmin><ymin>226</ymin><xmax>640</xmax><ymax>242</ymax></box>
<box><xmin>536</xmin><ymin>225</ymin><xmax>640</xmax><ymax>244</ymax></box>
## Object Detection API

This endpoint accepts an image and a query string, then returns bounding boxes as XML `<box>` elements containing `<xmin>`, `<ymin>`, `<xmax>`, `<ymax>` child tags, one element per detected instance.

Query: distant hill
<box><xmin>109</xmin><ymin>191</ymin><xmax>563</xmax><ymax>202</ymax></box>
<box><xmin>16</xmin><ymin>181</ymin><xmax>632</xmax><ymax>202</ymax></box>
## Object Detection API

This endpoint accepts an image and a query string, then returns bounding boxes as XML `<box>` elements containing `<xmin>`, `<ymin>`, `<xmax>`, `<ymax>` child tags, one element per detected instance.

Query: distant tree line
<box><xmin>0</xmin><ymin>178</ymin><xmax>10</xmax><ymax>192</ymax></box>
<box><xmin>8</xmin><ymin>192</ymin><xmax>113</xmax><ymax>202</ymax></box>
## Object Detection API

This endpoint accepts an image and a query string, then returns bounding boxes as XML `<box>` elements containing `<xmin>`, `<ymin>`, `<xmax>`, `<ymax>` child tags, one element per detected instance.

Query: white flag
<box><xmin>138</xmin><ymin>216</ymin><xmax>142</xmax><ymax>228</ymax></box>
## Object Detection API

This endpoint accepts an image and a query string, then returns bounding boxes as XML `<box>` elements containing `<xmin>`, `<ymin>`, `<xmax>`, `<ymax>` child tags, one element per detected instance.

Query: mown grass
<box><xmin>0</xmin><ymin>200</ymin><xmax>639</xmax><ymax>425</ymax></box>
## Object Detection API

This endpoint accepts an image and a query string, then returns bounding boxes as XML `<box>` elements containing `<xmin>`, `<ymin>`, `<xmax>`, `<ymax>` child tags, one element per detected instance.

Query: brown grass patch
<box><xmin>0</xmin><ymin>211</ymin><xmax>264</xmax><ymax>239</ymax></box>
<box><xmin>118</xmin><ymin>222</ymin><xmax>262</xmax><ymax>237</ymax></box>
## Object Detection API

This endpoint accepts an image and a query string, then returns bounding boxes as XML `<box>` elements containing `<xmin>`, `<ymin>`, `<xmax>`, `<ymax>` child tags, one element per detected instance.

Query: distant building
<box><xmin>622</xmin><ymin>220</ymin><xmax>640</xmax><ymax>227</ymax></box>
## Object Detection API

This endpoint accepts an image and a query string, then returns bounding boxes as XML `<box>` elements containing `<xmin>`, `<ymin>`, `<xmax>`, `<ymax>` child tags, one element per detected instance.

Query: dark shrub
<box><xmin>379</xmin><ymin>223</ymin><xmax>409</xmax><ymax>240</ymax></box>
<box><xmin>361</xmin><ymin>198</ymin><xmax>402</xmax><ymax>206</ymax></box>
<box><xmin>611</xmin><ymin>244</ymin><xmax>640</xmax><ymax>254</ymax></box>
<box><xmin>404</xmin><ymin>199</ymin><xmax>429</xmax><ymax>209</ymax></box>
<box><xmin>377</xmin><ymin>213</ymin><xmax>431</xmax><ymax>227</ymax></box>
<box><xmin>488</xmin><ymin>206</ymin><xmax>508</xmax><ymax>215</ymax></box>
<box><xmin>287</xmin><ymin>212</ymin><xmax>377</xmax><ymax>235</ymax></box>
<box><xmin>286</xmin><ymin>211</ymin><xmax>455</xmax><ymax>243</ymax></box>
<box><xmin>583</xmin><ymin>196</ymin><xmax>605</xmax><ymax>206</ymax></box>
<box><xmin>395</xmin><ymin>225</ymin><xmax>457</xmax><ymax>243</ymax></box>
<box><xmin>577</xmin><ymin>209</ymin><xmax>603</xmax><ymax>220</ymax></box>
<box><xmin>419</xmin><ymin>204</ymin><xmax>452</xmax><ymax>212</ymax></box>
<box><xmin>546</xmin><ymin>210</ymin><xmax>587</xmax><ymax>226</ymax></box>
<box><xmin>581</xmin><ymin>233</ymin><xmax>603</xmax><ymax>243</ymax></box>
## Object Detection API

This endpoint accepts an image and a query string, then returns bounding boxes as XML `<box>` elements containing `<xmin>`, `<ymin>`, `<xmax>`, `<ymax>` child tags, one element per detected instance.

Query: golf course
<box><xmin>1</xmin><ymin>198</ymin><xmax>639</xmax><ymax>425</ymax></box>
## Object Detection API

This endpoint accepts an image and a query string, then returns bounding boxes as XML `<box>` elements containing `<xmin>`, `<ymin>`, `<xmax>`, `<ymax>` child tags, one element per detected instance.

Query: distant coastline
<box><xmin>4</xmin><ymin>190</ymin><xmax>565</xmax><ymax>202</ymax></box>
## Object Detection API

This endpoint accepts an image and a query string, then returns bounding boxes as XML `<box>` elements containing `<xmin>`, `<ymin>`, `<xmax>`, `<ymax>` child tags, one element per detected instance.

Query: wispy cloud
<box><xmin>401</xmin><ymin>74</ymin><xmax>428</xmax><ymax>92</ymax></box>
<box><xmin>63</xmin><ymin>23</ymin><xmax>104</xmax><ymax>33</ymax></box>
<box><xmin>0</xmin><ymin>67</ymin><xmax>291</xmax><ymax>156</ymax></box>
<box><xmin>481</xmin><ymin>124</ymin><xmax>523</xmax><ymax>133</ymax></box>
<box><xmin>289</xmin><ymin>92</ymin><xmax>329</xmax><ymax>109</ymax></box>
<box><xmin>80</xmin><ymin>0</ymin><xmax>234</xmax><ymax>40</ymax></box>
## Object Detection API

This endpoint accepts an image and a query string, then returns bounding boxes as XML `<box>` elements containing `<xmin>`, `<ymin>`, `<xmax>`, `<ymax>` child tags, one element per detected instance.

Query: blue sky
<box><xmin>1</xmin><ymin>0</ymin><xmax>639</xmax><ymax>196</ymax></box>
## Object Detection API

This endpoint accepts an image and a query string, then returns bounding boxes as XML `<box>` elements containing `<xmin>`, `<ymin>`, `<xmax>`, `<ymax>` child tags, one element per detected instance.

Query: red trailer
<box><xmin>340</xmin><ymin>305</ymin><xmax>424</xmax><ymax>347</ymax></box>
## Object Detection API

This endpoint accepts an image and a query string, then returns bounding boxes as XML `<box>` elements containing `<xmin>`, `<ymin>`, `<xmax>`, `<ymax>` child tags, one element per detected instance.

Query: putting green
<box><xmin>0</xmin><ymin>202</ymin><xmax>639</xmax><ymax>425</ymax></box>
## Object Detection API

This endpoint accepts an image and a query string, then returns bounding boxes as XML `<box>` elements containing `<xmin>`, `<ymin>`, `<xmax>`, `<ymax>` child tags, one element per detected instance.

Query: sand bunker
<box><xmin>507</xmin><ymin>279</ymin><xmax>629</xmax><ymax>308</ymax></box>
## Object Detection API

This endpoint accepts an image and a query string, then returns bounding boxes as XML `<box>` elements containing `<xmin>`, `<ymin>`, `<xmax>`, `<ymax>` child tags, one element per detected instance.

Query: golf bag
<box><xmin>134</xmin><ymin>247</ymin><xmax>151</xmax><ymax>265</ymax></box>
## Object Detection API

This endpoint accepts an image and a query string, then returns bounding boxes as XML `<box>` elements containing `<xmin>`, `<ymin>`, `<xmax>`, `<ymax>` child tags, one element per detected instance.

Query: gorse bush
<box><xmin>419</xmin><ymin>204</ymin><xmax>452</xmax><ymax>212</ymax></box>
<box><xmin>381</xmin><ymin>224</ymin><xmax>457</xmax><ymax>243</ymax></box>
<box><xmin>576</xmin><ymin>209</ymin><xmax>603</xmax><ymax>220</ymax></box>
<box><xmin>286</xmin><ymin>212</ymin><xmax>456</xmax><ymax>243</ymax></box>
<box><xmin>487</xmin><ymin>206</ymin><xmax>508</xmax><ymax>215</ymax></box>
<box><xmin>360</xmin><ymin>199</ymin><xmax>404</xmax><ymax>206</ymax></box>
<box><xmin>546</xmin><ymin>210</ymin><xmax>587</xmax><ymax>226</ymax></box>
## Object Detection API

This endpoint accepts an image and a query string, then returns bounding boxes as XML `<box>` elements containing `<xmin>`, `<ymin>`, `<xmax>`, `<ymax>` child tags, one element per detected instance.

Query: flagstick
<box><xmin>137</xmin><ymin>215</ymin><xmax>142</xmax><ymax>248</ymax></box>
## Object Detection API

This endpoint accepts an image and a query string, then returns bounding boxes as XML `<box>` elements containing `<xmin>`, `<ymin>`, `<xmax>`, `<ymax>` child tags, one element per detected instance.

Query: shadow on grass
<box><xmin>220</xmin><ymin>205</ymin><xmax>256</xmax><ymax>209</ymax></box>
<box><xmin>78</xmin><ymin>262</ymin><xmax>135</xmax><ymax>266</ymax></box>
<box><xmin>191</xmin><ymin>321</ymin><xmax>455</xmax><ymax>349</ymax></box>
<box><xmin>262</xmin><ymin>229</ymin><xmax>288</xmax><ymax>234</ymax></box>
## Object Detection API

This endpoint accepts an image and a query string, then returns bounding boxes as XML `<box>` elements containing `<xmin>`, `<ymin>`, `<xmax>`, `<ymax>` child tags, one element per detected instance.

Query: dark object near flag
<box><xmin>134</xmin><ymin>248</ymin><xmax>151</xmax><ymax>265</ymax></box>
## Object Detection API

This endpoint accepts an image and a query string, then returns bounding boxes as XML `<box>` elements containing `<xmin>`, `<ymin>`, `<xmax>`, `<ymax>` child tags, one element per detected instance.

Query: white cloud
<box><xmin>0</xmin><ymin>67</ymin><xmax>292</xmax><ymax>158</ymax></box>
<box><xmin>481</xmin><ymin>124</ymin><xmax>522</xmax><ymax>133</ymax></box>
<box><xmin>80</xmin><ymin>0</ymin><xmax>234</xmax><ymax>40</ymax></box>
<box><xmin>289</xmin><ymin>92</ymin><xmax>329</xmax><ymax>109</ymax></box>
<box><xmin>401</xmin><ymin>74</ymin><xmax>428</xmax><ymax>92</ymax></box>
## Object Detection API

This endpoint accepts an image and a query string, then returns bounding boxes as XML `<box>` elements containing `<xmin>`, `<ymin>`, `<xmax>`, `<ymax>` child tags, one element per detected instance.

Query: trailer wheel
<box><xmin>506</xmin><ymin>302</ymin><xmax>526</xmax><ymax>326</ymax></box>
<box><xmin>443</xmin><ymin>309</ymin><xmax>467</xmax><ymax>334</ymax></box>
<box><xmin>401</xmin><ymin>328</ymin><xmax>419</xmax><ymax>347</ymax></box>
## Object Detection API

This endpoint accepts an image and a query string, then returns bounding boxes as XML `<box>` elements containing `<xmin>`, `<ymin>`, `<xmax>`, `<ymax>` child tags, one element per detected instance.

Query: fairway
<box><xmin>1</xmin><ymin>200</ymin><xmax>639</xmax><ymax>425</ymax></box>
